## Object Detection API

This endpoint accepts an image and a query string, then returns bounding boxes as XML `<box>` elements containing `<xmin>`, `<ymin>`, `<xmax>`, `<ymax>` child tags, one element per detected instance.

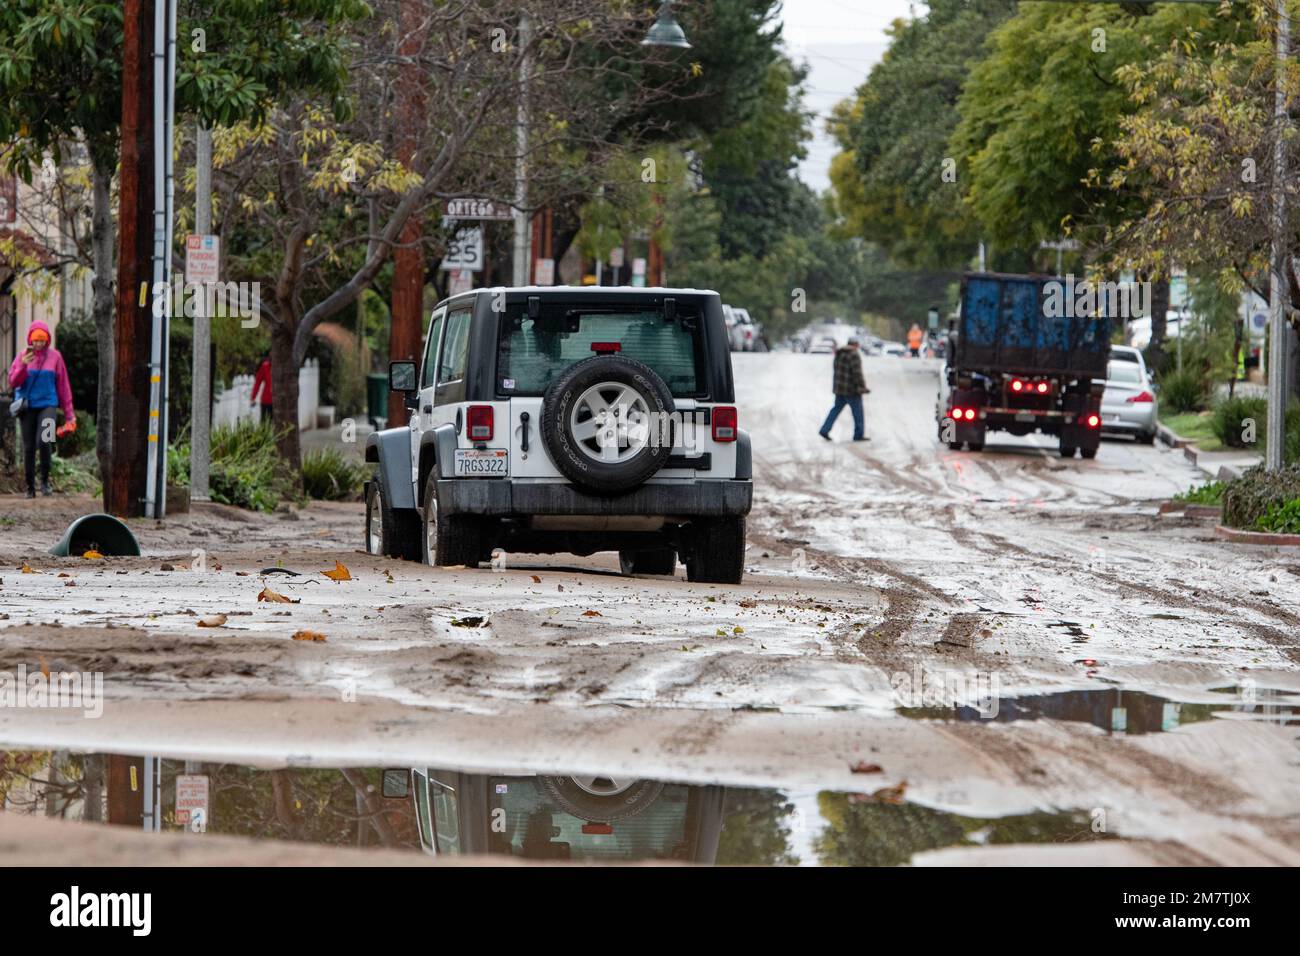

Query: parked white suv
<box><xmin>364</xmin><ymin>288</ymin><xmax>753</xmax><ymax>583</ymax></box>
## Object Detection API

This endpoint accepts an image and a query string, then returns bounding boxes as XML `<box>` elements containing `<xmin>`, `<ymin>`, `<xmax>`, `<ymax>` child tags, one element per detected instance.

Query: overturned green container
<box><xmin>49</xmin><ymin>514</ymin><xmax>141</xmax><ymax>557</ymax></box>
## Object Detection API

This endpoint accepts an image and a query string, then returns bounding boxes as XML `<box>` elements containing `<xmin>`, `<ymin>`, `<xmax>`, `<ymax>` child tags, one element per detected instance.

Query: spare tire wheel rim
<box><xmin>570</xmin><ymin>381</ymin><xmax>653</xmax><ymax>463</ymax></box>
<box><xmin>424</xmin><ymin>488</ymin><xmax>438</xmax><ymax>559</ymax></box>
<box><xmin>569</xmin><ymin>775</ymin><xmax>635</xmax><ymax>797</ymax></box>
<box><xmin>367</xmin><ymin>485</ymin><xmax>383</xmax><ymax>555</ymax></box>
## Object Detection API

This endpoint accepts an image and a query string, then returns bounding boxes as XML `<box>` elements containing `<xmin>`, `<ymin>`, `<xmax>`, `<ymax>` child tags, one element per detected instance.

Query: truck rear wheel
<box><xmin>619</xmin><ymin>548</ymin><xmax>676</xmax><ymax>576</ymax></box>
<box><xmin>685</xmin><ymin>517</ymin><xmax>745</xmax><ymax>585</ymax></box>
<box><xmin>1059</xmin><ymin>444</ymin><xmax>1076</xmax><ymax>458</ymax></box>
<box><xmin>1080</xmin><ymin>447</ymin><xmax>1098</xmax><ymax>460</ymax></box>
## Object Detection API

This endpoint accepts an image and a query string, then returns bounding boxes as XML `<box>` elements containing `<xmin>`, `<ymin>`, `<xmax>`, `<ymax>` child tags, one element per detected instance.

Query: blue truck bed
<box><xmin>958</xmin><ymin>273</ymin><xmax>1111</xmax><ymax>379</ymax></box>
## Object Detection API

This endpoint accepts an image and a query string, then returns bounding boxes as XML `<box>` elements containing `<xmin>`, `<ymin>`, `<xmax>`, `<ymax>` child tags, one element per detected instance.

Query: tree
<box><xmin>828</xmin><ymin>0</ymin><xmax>1017</xmax><ymax>271</ymax></box>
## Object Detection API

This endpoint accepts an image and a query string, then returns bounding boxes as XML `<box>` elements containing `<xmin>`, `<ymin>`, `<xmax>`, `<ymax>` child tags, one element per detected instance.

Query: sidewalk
<box><xmin>300</xmin><ymin>420</ymin><xmax>375</xmax><ymax>460</ymax></box>
<box><xmin>1156</xmin><ymin>421</ymin><xmax>1261</xmax><ymax>481</ymax></box>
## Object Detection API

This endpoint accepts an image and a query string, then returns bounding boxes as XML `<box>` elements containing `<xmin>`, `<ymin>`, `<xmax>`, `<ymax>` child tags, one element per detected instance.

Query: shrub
<box><xmin>1210</xmin><ymin>395</ymin><xmax>1267</xmax><ymax>449</ymax></box>
<box><xmin>1222</xmin><ymin>463</ymin><xmax>1300</xmax><ymax>529</ymax></box>
<box><xmin>1256</xmin><ymin>497</ymin><xmax>1300</xmax><ymax>534</ymax></box>
<box><xmin>1173</xmin><ymin>480</ymin><xmax>1224</xmax><ymax>506</ymax></box>
<box><xmin>1157</xmin><ymin>366</ymin><xmax>1208</xmax><ymax>414</ymax></box>
<box><xmin>55</xmin><ymin>410</ymin><xmax>97</xmax><ymax>458</ymax></box>
<box><xmin>302</xmin><ymin>447</ymin><xmax>364</xmax><ymax>501</ymax></box>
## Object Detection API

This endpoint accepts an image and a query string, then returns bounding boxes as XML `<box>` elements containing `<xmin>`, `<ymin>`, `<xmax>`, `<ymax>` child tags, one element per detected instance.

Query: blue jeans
<box><xmin>820</xmin><ymin>395</ymin><xmax>864</xmax><ymax>439</ymax></box>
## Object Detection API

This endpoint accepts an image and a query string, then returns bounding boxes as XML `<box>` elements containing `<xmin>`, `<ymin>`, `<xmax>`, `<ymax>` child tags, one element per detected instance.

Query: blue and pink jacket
<box><xmin>8</xmin><ymin>321</ymin><xmax>75</xmax><ymax>421</ymax></box>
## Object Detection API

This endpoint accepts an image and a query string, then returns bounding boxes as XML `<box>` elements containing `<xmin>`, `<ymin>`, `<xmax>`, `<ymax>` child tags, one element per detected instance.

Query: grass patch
<box><xmin>302</xmin><ymin>447</ymin><xmax>365</xmax><ymax>501</ymax></box>
<box><xmin>1159</xmin><ymin>411</ymin><xmax>1222</xmax><ymax>451</ymax></box>
<box><xmin>1172</xmin><ymin>480</ymin><xmax>1225</xmax><ymax>506</ymax></box>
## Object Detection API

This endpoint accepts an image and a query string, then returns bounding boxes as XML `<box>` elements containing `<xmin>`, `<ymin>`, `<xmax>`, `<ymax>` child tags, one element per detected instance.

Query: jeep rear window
<box><xmin>497</xmin><ymin>307</ymin><xmax>705</xmax><ymax>396</ymax></box>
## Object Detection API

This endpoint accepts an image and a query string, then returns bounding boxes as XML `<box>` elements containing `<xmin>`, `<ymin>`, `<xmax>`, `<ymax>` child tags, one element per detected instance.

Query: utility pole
<box><xmin>190</xmin><ymin>124</ymin><xmax>212</xmax><ymax>500</ymax></box>
<box><xmin>389</xmin><ymin>0</ymin><xmax>428</xmax><ymax>427</ymax></box>
<box><xmin>107</xmin><ymin>0</ymin><xmax>156</xmax><ymax>517</ymax></box>
<box><xmin>511</xmin><ymin>13</ymin><xmax>533</xmax><ymax>286</ymax></box>
<box><xmin>1267</xmin><ymin>2</ymin><xmax>1291</xmax><ymax>472</ymax></box>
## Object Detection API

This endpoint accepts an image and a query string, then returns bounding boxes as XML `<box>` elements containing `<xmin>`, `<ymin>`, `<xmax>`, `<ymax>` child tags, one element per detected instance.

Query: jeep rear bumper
<box><xmin>436</xmin><ymin>479</ymin><xmax>753</xmax><ymax>517</ymax></box>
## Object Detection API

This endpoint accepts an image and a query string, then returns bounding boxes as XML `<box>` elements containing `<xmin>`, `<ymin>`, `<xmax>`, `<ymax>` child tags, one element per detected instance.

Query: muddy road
<box><xmin>2</xmin><ymin>352</ymin><xmax>1298</xmax><ymax>864</ymax></box>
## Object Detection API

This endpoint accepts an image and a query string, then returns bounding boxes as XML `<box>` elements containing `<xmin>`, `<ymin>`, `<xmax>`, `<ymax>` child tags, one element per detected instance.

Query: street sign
<box><xmin>609</xmin><ymin>247</ymin><xmax>625</xmax><ymax>269</ymax></box>
<box><xmin>448</xmin><ymin>269</ymin><xmax>474</xmax><ymax>296</ymax></box>
<box><xmin>534</xmin><ymin>257</ymin><xmax>555</xmax><ymax>286</ymax></box>
<box><xmin>444</xmin><ymin>198</ymin><xmax>513</xmax><ymax>220</ymax></box>
<box><xmin>631</xmin><ymin>257</ymin><xmax>647</xmax><ymax>288</ymax></box>
<box><xmin>175</xmin><ymin>774</ymin><xmax>209</xmax><ymax>831</ymax></box>
<box><xmin>185</xmin><ymin>234</ymin><xmax>219</xmax><ymax>283</ymax></box>
<box><xmin>440</xmin><ymin>226</ymin><xmax>483</xmax><ymax>272</ymax></box>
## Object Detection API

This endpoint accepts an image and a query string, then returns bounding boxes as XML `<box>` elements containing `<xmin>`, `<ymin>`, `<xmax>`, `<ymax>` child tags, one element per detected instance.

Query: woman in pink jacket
<box><xmin>8</xmin><ymin>321</ymin><xmax>76</xmax><ymax>497</ymax></box>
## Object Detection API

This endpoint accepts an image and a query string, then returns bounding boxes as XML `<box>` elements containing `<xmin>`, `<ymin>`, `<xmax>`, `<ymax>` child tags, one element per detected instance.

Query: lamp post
<box><xmin>643</xmin><ymin>2</ymin><xmax>692</xmax><ymax>49</ymax></box>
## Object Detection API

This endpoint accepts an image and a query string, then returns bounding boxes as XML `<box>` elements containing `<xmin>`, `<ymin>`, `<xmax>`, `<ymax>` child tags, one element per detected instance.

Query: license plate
<box><xmin>454</xmin><ymin>448</ymin><xmax>508</xmax><ymax>476</ymax></box>
<box><xmin>1015</xmin><ymin>411</ymin><xmax>1035</xmax><ymax>423</ymax></box>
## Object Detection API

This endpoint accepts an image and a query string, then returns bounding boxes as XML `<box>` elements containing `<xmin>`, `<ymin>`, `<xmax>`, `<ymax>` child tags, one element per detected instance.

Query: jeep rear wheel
<box><xmin>541</xmin><ymin>355</ymin><xmax>675</xmax><ymax>494</ymax></box>
<box><xmin>685</xmin><ymin>516</ymin><xmax>745</xmax><ymax>585</ymax></box>
<box><xmin>619</xmin><ymin>547</ymin><xmax>676</xmax><ymax>576</ymax></box>
<box><xmin>367</xmin><ymin>478</ymin><xmax>421</xmax><ymax>561</ymax></box>
<box><xmin>422</xmin><ymin>478</ymin><xmax>481</xmax><ymax>567</ymax></box>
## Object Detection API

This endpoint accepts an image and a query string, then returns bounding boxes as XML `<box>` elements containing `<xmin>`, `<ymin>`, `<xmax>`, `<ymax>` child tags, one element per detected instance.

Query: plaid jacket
<box><xmin>832</xmin><ymin>347</ymin><xmax>867</xmax><ymax>396</ymax></box>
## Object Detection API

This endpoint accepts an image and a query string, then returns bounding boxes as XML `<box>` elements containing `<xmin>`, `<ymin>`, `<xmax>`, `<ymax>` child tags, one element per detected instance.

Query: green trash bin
<box><xmin>367</xmin><ymin>373</ymin><xmax>389</xmax><ymax>429</ymax></box>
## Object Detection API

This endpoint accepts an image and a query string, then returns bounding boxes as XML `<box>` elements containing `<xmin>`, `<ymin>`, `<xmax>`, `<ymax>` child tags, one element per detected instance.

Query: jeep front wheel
<box><xmin>367</xmin><ymin>478</ymin><xmax>420</xmax><ymax>561</ymax></box>
<box><xmin>685</xmin><ymin>517</ymin><xmax>745</xmax><ymax>585</ymax></box>
<box><xmin>422</xmin><ymin>479</ymin><xmax>481</xmax><ymax>567</ymax></box>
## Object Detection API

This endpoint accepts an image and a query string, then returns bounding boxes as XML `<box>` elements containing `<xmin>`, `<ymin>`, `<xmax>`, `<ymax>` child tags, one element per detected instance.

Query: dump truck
<box><xmin>937</xmin><ymin>272</ymin><xmax>1113</xmax><ymax>459</ymax></box>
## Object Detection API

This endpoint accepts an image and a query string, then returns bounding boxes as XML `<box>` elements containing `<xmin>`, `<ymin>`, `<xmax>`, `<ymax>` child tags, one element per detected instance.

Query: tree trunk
<box><xmin>91</xmin><ymin>160</ymin><xmax>116</xmax><ymax>480</ymax></box>
<box><xmin>1146</xmin><ymin>276</ymin><xmax>1171</xmax><ymax>376</ymax></box>
<box><xmin>269</xmin><ymin>318</ymin><xmax>301</xmax><ymax>476</ymax></box>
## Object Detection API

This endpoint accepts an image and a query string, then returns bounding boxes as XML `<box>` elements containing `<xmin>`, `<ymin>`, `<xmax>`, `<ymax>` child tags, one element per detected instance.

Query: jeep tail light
<box><xmin>1127</xmin><ymin>390</ymin><xmax>1154</xmax><ymax>404</ymax></box>
<box><xmin>467</xmin><ymin>405</ymin><xmax>494</xmax><ymax>441</ymax></box>
<box><xmin>590</xmin><ymin>342</ymin><xmax>622</xmax><ymax>354</ymax></box>
<box><xmin>713</xmin><ymin>406</ymin><xmax>737</xmax><ymax>442</ymax></box>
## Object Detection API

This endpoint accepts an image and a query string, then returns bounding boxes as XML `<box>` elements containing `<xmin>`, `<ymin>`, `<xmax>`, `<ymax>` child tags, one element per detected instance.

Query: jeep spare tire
<box><xmin>541</xmin><ymin>355</ymin><xmax>675</xmax><ymax>493</ymax></box>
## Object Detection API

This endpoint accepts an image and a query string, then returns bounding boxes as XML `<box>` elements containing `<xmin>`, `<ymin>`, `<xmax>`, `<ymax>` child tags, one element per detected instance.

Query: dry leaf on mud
<box><xmin>258</xmin><ymin>587</ymin><xmax>299</xmax><ymax>604</ymax></box>
<box><xmin>20</xmin><ymin>563</ymin><xmax>36</xmax><ymax>574</ymax></box>
<box><xmin>291</xmin><ymin>629</ymin><xmax>326</xmax><ymax>642</ymax></box>
<box><xmin>82</xmin><ymin>549</ymin><xmax>103</xmax><ymax>560</ymax></box>
<box><xmin>321</xmin><ymin>561</ymin><xmax>352</xmax><ymax>582</ymax></box>
<box><xmin>530</xmin><ymin>575</ymin><xmax>541</xmax><ymax>584</ymax></box>
<box><xmin>58</xmin><ymin>572</ymin><xmax>70</xmax><ymax>578</ymax></box>
<box><xmin>738</xmin><ymin>600</ymin><xmax>756</xmax><ymax>609</ymax></box>
<box><xmin>582</xmin><ymin>609</ymin><xmax>602</xmax><ymax>617</ymax></box>
<box><xmin>849</xmin><ymin>761</ymin><xmax>884</xmax><ymax>775</ymax></box>
<box><xmin>384</xmin><ymin>569</ymin><xmax>394</xmax><ymax>583</ymax></box>
<box><xmin>197</xmin><ymin>615</ymin><xmax>228</xmax><ymax>628</ymax></box>
<box><xmin>871</xmin><ymin>781</ymin><xmax>908</xmax><ymax>804</ymax></box>
<box><xmin>39</xmin><ymin>657</ymin><xmax>50</xmax><ymax>680</ymax></box>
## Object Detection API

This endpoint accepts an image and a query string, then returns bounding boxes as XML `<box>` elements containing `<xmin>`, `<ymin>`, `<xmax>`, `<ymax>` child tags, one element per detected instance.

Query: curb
<box><xmin>1214</xmin><ymin>524</ymin><xmax>1300</xmax><ymax>547</ymax></box>
<box><xmin>1158</xmin><ymin>502</ymin><xmax>1222</xmax><ymax>519</ymax></box>
<box><xmin>1157</xmin><ymin>422</ymin><xmax>1254</xmax><ymax>481</ymax></box>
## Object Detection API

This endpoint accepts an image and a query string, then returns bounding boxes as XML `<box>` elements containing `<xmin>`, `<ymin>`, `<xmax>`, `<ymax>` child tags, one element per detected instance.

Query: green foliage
<box><xmin>55</xmin><ymin>409</ymin><xmax>96</xmax><ymax>458</ymax></box>
<box><xmin>171</xmin><ymin>419</ymin><xmax>293</xmax><ymax>512</ymax></box>
<box><xmin>1222</xmin><ymin>464</ymin><xmax>1300</xmax><ymax>530</ymax></box>
<box><xmin>1172</xmin><ymin>480</ymin><xmax>1225</xmax><ymax>506</ymax></box>
<box><xmin>830</xmin><ymin>0</ymin><xmax>1016</xmax><ymax>269</ymax></box>
<box><xmin>301</xmin><ymin>447</ymin><xmax>364</xmax><ymax>501</ymax></box>
<box><xmin>1158</xmin><ymin>366</ymin><xmax>1209</xmax><ymax>414</ymax></box>
<box><xmin>49</xmin><ymin>453</ymin><xmax>98</xmax><ymax>494</ymax></box>
<box><xmin>1256</xmin><ymin>497</ymin><xmax>1300</xmax><ymax>534</ymax></box>
<box><xmin>1211</xmin><ymin>395</ymin><xmax>1266</xmax><ymax>449</ymax></box>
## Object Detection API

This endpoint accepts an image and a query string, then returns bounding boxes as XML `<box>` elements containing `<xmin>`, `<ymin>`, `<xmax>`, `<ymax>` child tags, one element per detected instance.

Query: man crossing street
<box><xmin>818</xmin><ymin>337</ymin><xmax>870</xmax><ymax>442</ymax></box>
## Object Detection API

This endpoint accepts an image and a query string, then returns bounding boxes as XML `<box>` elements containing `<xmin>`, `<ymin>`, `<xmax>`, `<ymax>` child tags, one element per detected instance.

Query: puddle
<box><xmin>0</xmin><ymin>750</ymin><xmax>1113</xmax><ymax>865</ymax></box>
<box><xmin>897</xmin><ymin>687</ymin><xmax>1299</xmax><ymax>734</ymax></box>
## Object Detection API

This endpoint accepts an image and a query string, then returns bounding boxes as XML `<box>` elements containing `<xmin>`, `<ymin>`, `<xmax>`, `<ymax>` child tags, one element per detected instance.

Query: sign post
<box><xmin>175</xmin><ymin>773</ymin><xmax>209</xmax><ymax>832</ymax></box>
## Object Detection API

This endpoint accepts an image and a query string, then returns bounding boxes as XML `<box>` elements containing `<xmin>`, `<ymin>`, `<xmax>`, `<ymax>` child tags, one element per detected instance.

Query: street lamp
<box><xmin>642</xmin><ymin>2</ymin><xmax>692</xmax><ymax>49</ymax></box>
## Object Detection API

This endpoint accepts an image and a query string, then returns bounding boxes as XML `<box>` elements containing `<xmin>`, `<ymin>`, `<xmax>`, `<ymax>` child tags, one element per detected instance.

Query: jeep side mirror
<box><xmin>389</xmin><ymin>360</ymin><xmax>417</xmax><ymax>393</ymax></box>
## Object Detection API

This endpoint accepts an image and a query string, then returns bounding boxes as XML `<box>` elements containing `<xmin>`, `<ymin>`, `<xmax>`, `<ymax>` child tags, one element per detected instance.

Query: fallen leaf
<box><xmin>39</xmin><ymin>657</ymin><xmax>50</xmax><ymax>680</ymax></box>
<box><xmin>291</xmin><ymin>629</ymin><xmax>326</xmax><ymax>642</ymax></box>
<box><xmin>235</xmin><ymin>571</ymin><xmax>250</xmax><ymax>577</ymax></box>
<box><xmin>321</xmin><ymin>560</ymin><xmax>352</xmax><ymax>582</ymax></box>
<box><xmin>871</xmin><ymin>782</ymin><xmax>908</xmax><ymax>804</ymax></box>
<box><xmin>557</xmin><ymin>584</ymin><xmax>565</xmax><ymax>592</ymax></box>
<box><xmin>733</xmin><ymin>626</ymin><xmax>744</xmax><ymax>635</ymax></box>
<box><xmin>850</xmin><ymin>761</ymin><xmax>884</xmax><ymax>775</ymax></box>
<box><xmin>384</xmin><ymin>570</ymin><xmax>394</xmax><ymax>584</ymax></box>
<box><xmin>582</xmin><ymin>609</ymin><xmax>602</xmax><ymax>617</ymax></box>
<box><xmin>258</xmin><ymin>587</ymin><xmax>299</xmax><ymax>604</ymax></box>
<box><xmin>530</xmin><ymin>574</ymin><xmax>541</xmax><ymax>584</ymax></box>
<box><xmin>57</xmin><ymin>572</ymin><xmax>71</xmax><ymax>578</ymax></box>
<box><xmin>197</xmin><ymin>615</ymin><xmax>228</xmax><ymax>628</ymax></box>
<box><xmin>160</xmin><ymin>563</ymin><xmax>174</xmax><ymax>571</ymax></box>
<box><xmin>82</xmin><ymin>549</ymin><xmax>103</xmax><ymax>560</ymax></box>
<box><xmin>738</xmin><ymin>600</ymin><xmax>756</xmax><ymax>609</ymax></box>
<box><xmin>21</xmin><ymin>563</ymin><xmax>36</xmax><ymax>574</ymax></box>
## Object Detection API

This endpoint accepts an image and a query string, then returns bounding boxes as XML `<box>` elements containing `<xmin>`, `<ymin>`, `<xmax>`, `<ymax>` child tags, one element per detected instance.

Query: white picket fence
<box><xmin>211</xmin><ymin>359</ymin><xmax>320</xmax><ymax>431</ymax></box>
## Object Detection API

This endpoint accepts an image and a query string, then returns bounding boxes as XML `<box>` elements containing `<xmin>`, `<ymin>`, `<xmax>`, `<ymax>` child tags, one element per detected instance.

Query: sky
<box><xmin>779</xmin><ymin>0</ymin><xmax>917</xmax><ymax>193</ymax></box>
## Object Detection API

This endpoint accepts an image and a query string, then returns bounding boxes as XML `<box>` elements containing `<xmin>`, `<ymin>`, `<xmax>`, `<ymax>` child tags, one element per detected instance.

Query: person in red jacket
<box><xmin>250</xmin><ymin>354</ymin><xmax>273</xmax><ymax>421</ymax></box>
<box><xmin>8</xmin><ymin>321</ymin><xmax>76</xmax><ymax>497</ymax></box>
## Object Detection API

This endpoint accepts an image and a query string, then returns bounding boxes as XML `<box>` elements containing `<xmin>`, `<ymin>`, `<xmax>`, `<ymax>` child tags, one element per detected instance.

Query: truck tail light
<box><xmin>1037</xmin><ymin>381</ymin><xmax>1050</xmax><ymax>394</ymax></box>
<box><xmin>1127</xmin><ymin>390</ymin><xmax>1154</xmax><ymax>404</ymax></box>
<box><xmin>467</xmin><ymin>405</ymin><xmax>494</xmax><ymax>441</ymax></box>
<box><xmin>1086</xmin><ymin>414</ymin><xmax>1100</xmax><ymax>428</ymax></box>
<box><xmin>1011</xmin><ymin>381</ymin><xmax>1023</xmax><ymax>392</ymax></box>
<box><xmin>712</xmin><ymin>406</ymin><xmax>737</xmax><ymax>442</ymax></box>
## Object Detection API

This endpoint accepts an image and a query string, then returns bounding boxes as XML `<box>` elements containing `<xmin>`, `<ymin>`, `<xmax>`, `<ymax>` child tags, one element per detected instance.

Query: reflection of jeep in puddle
<box><xmin>396</xmin><ymin>769</ymin><xmax>725</xmax><ymax>862</ymax></box>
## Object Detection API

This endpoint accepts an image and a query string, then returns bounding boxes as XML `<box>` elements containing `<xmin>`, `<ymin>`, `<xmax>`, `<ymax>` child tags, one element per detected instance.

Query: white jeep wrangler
<box><xmin>364</xmin><ymin>287</ymin><xmax>753</xmax><ymax>583</ymax></box>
